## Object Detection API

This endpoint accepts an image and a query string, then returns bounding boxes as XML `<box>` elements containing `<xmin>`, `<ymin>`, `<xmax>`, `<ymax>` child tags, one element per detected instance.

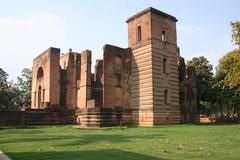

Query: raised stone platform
<box><xmin>76</xmin><ymin>108</ymin><xmax>132</xmax><ymax>127</ymax></box>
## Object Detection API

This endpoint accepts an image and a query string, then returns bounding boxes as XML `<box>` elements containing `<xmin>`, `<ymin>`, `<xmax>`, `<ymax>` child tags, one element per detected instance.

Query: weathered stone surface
<box><xmin>103</xmin><ymin>44</ymin><xmax>131</xmax><ymax>109</ymax></box>
<box><xmin>0</xmin><ymin>109</ymin><xmax>75</xmax><ymax>126</ymax></box>
<box><xmin>127</xmin><ymin>7</ymin><xmax>181</xmax><ymax>126</ymax></box>
<box><xmin>30</xmin><ymin>7</ymin><xmax>197</xmax><ymax>127</ymax></box>
<box><xmin>31</xmin><ymin>47</ymin><xmax>60</xmax><ymax>109</ymax></box>
<box><xmin>179</xmin><ymin>56</ymin><xmax>199</xmax><ymax>123</ymax></box>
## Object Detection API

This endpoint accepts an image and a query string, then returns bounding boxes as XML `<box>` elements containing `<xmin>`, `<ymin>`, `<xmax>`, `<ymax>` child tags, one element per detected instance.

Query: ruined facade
<box><xmin>31</xmin><ymin>7</ymin><xmax>197</xmax><ymax>127</ymax></box>
<box><xmin>179</xmin><ymin>57</ymin><xmax>199</xmax><ymax>123</ymax></box>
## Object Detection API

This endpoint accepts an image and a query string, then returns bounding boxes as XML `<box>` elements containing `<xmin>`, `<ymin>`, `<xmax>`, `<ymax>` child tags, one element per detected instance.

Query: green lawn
<box><xmin>0</xmin><ymin>124</ymin><xmax>239</xmax><ymax>160</ymax></box>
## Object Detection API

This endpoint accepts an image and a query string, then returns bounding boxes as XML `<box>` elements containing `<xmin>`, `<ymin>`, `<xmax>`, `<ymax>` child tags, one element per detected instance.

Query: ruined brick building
<box><xmin>31</xmin><ymin>7</ymin><xmax>198</xmax><ymax>127</ymax></box>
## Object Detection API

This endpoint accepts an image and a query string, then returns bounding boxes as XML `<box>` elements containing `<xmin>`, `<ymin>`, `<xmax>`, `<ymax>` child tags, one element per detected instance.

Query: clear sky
<box><xmin>0</xmin><ymin>0</ymin><xmax>239</xmax><ymax>81</ymax></box>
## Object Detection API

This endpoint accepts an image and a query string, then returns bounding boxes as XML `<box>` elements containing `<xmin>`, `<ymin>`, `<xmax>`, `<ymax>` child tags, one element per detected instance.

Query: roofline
<box><xmin>126</xmin><ymin>7</ymin><xmax>178</xmax><ymax>23</ymax></box>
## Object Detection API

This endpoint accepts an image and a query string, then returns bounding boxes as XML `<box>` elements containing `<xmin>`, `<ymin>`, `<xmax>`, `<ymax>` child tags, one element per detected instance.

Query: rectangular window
<box><xmin>137</xmin><ymin>26</ymin><xmax>142</xmax><ymax>42</ymax></box>
<box><xmin>164</xmin><ymin>90</ymin><xmax>168</xmax><ymax>104</ymax></box>
<box><xmin>163</xmin><ymin>58</ymin><xmax>167</xmax><ymax>73</ymax></box>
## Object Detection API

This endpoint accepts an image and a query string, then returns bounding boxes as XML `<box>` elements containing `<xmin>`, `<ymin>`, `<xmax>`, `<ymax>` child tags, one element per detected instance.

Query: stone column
<box><xmin>77</xmin><ymin>50</ymin><xmax>91</xmax><ymax>108</ymax></box>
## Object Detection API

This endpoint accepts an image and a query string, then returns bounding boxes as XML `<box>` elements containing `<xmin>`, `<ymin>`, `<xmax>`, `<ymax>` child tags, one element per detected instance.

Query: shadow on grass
<box><xmin>0</xmin><ymin>125</ymin><xmax>164</xmax><ymax>146</ymax></box>
<box><xmin>6</xmin><ymin>149</ymin><xmax>169</xmax><ymax>160</ymax></box>
<box><xmin>195</xmin><ymin>123</ymin><xmax>240</xmax><ymax>126</ymax></box>
<box><xmin>64</xmin><ymin>134</ymin><xmax>130</xmax><ymax>146</ymax></box>
<box><xmin>0</xmin><ymin>126</ymin><xmax>47</xmax><ymax>138</ymax></box>
<box><xmin>0</xmin><ymin>126</ymin><xmax>40</xmax><ymax>130</ymax></box>
<box><xmin>0</xmin><ymin>131</ymin><xmax>164</xmax><ymax>149</ymax></box>
<box><xmin>57</xmin><ymin>133</ymin><xmax>164</xmax><ymax>147</ymax></box>
<box><xmin>0</xmin><ymin>135</ymin><xmax>78</xmax><ymax>144</ymax></box>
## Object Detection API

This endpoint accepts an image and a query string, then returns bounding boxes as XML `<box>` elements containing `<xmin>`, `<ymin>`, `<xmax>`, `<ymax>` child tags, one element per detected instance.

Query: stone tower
<box><xmin>127</xmin><ymin>7</ymin><xmax>181</xmax><ymax>126</ymax></box>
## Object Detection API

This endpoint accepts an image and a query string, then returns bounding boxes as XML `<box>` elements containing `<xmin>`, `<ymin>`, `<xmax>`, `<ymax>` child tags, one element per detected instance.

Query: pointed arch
<box><xmin>37</xmin><ymin>67</ymin><xmax>44</xmax><ymax>79</ymax></box>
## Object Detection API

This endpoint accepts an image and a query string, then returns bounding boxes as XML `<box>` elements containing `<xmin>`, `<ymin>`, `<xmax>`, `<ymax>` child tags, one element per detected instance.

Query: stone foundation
<box><xmin>0</xmin><ymin>109</ymin><xmax>75</xmax><ymax>126</ymax></box>
<box><xmin>76</xmin><ymin>108</ymin><xmax>132</xmax><ymax>127</ymax></box>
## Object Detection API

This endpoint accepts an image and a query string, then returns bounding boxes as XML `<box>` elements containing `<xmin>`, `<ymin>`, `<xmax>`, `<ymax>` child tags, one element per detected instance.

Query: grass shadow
<box><xmin>57</xmin><ymin>132</ymin><xmax>165</xmax><ymax>147</ymax></box>
<box><xmin>195</xmin><ymin>123</ymin><xmax>240</xmax><ymax>126</ymax></box>
<box><xmin>6</xmin><ymin>149</ymin><xmax>170</xmax><ymax>160</ymax></box>
<box><xmin>0</xmin><ymin>135</ymin><xmax>78</xmax><ymax>144</ymax></box>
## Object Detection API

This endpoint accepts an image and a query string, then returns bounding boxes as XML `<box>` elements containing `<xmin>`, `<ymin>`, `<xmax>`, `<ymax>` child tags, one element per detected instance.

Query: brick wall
<box><xmin>0</xmin><ymin>109</ymin><xmax>75</xmax><ymax>126</ymax></box>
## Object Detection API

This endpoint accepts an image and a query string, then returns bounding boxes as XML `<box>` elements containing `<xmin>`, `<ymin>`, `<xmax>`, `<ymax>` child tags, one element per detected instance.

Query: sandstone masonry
<box><xmin>31</xmin><ymin>7</ymin><xmax>198</xmax><ymax>127</ymax></box>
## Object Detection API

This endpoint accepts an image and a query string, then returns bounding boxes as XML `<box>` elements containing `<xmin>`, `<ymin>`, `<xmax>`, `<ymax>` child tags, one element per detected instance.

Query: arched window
<box><xmin>163</xmin><ymin>58</ymin><xmax>167</xmax><ymax>73</ymax></box>
<box><xmin>161</xmin><ymin>31</ymin><xmax>166</xmax><ymax>42</ymax></box>
<box><xmin>137</xmin><ymin>26</ymin><xmax>142</xmax><ymax>42</ymax></box>
<box><xmin>37</xmin><ymin>67</ymin><xmax>44</xmax><ymax>79</ymax></box>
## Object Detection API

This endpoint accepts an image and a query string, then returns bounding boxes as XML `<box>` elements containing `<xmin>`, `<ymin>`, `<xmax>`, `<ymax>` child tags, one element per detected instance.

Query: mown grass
<box><xmin>0</xmin><ymin>124</ymin><xmax>239</xmax><ymax>160</ymax></box>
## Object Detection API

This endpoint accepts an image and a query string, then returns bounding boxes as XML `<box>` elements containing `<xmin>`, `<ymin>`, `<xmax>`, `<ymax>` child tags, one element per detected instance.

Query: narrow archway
<box><xmin>36</xmin><ymin>67</ymin><xmax>44</xmax><ymax>108</ymax></box>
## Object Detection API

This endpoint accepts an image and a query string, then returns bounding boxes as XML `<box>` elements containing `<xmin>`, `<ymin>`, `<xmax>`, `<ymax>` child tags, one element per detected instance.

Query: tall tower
<box><xmin>127</xmin><ymin>7</ymin><xmax>181</xmax><ymax>126</ymax></box>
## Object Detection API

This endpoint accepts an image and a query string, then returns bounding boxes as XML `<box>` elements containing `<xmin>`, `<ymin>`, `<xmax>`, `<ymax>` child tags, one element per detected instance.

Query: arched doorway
<box><xmin>36</xmin><ymin>67</ymin><xmax>44</xmax><ymax>108</ymax></box>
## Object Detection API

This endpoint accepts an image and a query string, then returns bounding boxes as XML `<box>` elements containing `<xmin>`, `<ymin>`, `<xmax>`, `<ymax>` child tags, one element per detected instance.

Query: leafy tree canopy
<box><xmin>15</xmin><ymin>68</ymin><xmax>32</xmax><ymax>107</ymax></box>
<box><xmin>231</xmin><ymin>20</ymin><xmax>240</xmax><ymax>48</ymax></box>
<box><xmin>218</xmin><ymin>49</ymin><xmax>240</xmax><ymax>94</ymax></box>
<box><xmin>0</xmin><ymin>68</ymin><xmax>9</xmax><ymax>90</ymax></box>
<box><xmin>187</xmin><ymin>56</ymin><xmax>214</xmax><ymax>102</ymax></box>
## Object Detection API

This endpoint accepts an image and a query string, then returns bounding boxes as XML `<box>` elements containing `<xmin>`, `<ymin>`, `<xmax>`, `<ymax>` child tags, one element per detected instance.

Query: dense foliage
<box><xmin>231</xmin><ymin>20</ymin><xmax>240</xmax><ymax>48</ymax></box>
<box><xmin>0</xmin><ymin>68</ymin><xmax>32</xmax><ymax>109</ymax></box>
<box><xmin>15</xmin><ymin>68</ymin><xmax>32</xmax><ymax>107</ymax></box>
<box><xmin>187</xmin><ymin>56</ymin><xmax>213</xmax><ymax>103</ymax></box>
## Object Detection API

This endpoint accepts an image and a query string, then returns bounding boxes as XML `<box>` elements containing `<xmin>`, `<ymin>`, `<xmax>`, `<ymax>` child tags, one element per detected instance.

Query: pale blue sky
<box><xmin>0</xmin><ymin>0</ymin><xmax>239</xmax><ymax>80</ymax></box>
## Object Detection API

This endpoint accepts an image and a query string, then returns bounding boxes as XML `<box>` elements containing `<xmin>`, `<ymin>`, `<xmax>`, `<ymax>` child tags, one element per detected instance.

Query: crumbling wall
<box><xmin>186</xmin><ymin>66</ymin><xmax>199</xmax><ymax>123</ymax></box>
<box><xmin>103</xmin><ymin>44</ymin><xmax>131</xmax><ymax>109</ymax></box>
<box><xmin>77</xmin><ymin>50</ymin><xmax>92</xmax><ymax>108</ymax></box>
<box><xmin>91</xmin><ymin>60</ymin><xmax>103</xmax><ymax>107</ymax></box>
<box><xmin>60</xmin><ymin>50</ymin><xmax>81</xmax><ymax>109</ymax></box>
<box><xmin>179</xmin><ymin>57</ymin><xmax>199</xmax><ymax>123</ymax></box>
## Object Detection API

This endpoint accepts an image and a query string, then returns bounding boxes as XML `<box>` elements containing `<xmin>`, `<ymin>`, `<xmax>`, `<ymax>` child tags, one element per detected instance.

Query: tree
<box><xmin>218</xmin><ymin>49</ymin><xmax>240</xmax><ymax>118</ymax></box>
<box><xmin>187</xmin><ymin>56</ymin><xmax>214</xmax><ymax>104</ymax></box>
<box><xmin>212</xmin><ymin>68</ymin><xmax>234</xmax><ymax>119</ymax></box>
<box><xmin>218</xmin><ymin>49</ymin><xmax>240</xmax><ymax>94</ymax></box>
<box><xmin>0</xmin><ymin>68</ymin><xmax>9</xmax><ymax>90</ymax></box>
<box><xmin>14</xmin><ymin>68</ymin><xmax>32</xmax><ymax>108</ymax></box>
<box><xmin>0</xmin><ymin>68</ymin><xmax>9</xmax><ymax>107</ymax></box>
<box><xmin>231</xmin><ymin>20</ymin><xmax>240</xmax><ymax>48</ymax></box>
<box><xmin>0</xmin><ymin>68</ymin><xmax>15</xmax><ymax>108</ymax></box>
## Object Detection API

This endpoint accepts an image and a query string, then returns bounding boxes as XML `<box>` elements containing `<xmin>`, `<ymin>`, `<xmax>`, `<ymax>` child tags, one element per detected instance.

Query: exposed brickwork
<box><xmin>127</xmin><ymin>7</ymin><xmax>181</xmax><ymax>126</ymax></box>
<box><xmin>30</xmin><ymin>7</ymin><xmax>198</xmax><ymax>127</ymax></box>
<box><xmin>31</xmin><ymin>47</ymin><xmax>60</xmax><ymax>108</ymax></box>
<box><xmin>102</xmin><ymin>44</ymin><xmax>131</xmax><ymax>109</ymax></box>
<box><xmin>0</xmin><ymin>109</ymin><xmax>75</xmax><ymax>126</ymax></box>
